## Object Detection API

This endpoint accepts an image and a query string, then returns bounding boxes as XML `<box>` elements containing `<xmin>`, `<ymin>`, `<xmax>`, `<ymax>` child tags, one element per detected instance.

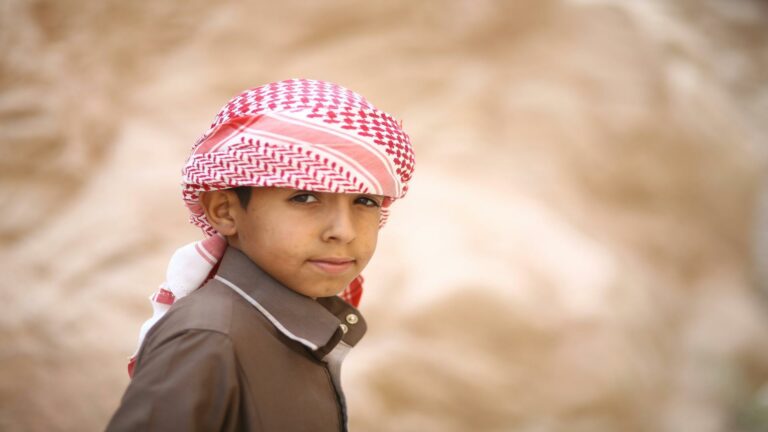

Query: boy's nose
<box><xmin>321</xmin><ymin>203</ymin><xmax>356</xmax><ymax>243</ymax></box>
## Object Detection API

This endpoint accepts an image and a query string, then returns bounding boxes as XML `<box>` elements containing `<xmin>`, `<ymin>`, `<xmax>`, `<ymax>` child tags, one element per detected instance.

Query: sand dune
<box><xmin>1</xmin><ymin>0</ymin><xmax>767</xmax><ymax>430</ymax></box>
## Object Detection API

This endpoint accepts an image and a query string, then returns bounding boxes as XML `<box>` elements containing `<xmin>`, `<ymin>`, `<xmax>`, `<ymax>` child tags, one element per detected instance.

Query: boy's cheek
<box><xmin>358</xmin><ymin>235</ymin><xmax>379</xmax><ymax>266</ymax></box>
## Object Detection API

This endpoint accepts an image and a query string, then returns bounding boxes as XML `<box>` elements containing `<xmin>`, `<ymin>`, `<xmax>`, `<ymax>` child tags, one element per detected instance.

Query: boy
<box><xmin>106</xmin><ymin>79</ymin><xmax>415</xmax><ymax>431</ymax></box>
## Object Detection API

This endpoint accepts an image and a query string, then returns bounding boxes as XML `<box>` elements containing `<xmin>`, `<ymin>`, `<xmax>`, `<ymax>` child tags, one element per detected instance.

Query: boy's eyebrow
<box><xmin>357</xmin><ymin>193</ymin><xmax>385</xmax><ymax>205</ymax></box>
<box><xmin>288</xmin><ymin>189</ymin><xmax>384</xmax><ymax>204</ymax></box>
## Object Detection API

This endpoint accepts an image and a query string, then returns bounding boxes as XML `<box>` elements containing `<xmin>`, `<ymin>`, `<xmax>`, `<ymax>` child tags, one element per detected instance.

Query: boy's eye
<box><xmin>355</xmin><ymin>196</ymin><xmax>381</xmax><ymax>208</ymax></box>
<box><xmin>290</xmin><ymin>193</ymin><xmax>319</xmax><ymax>204</ymax></box>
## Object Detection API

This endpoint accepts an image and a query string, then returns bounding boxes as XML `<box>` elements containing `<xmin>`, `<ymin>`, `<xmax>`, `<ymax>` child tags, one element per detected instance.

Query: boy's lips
<box><xmin>308</xmin><ymin>257</ymin><xmax>355</xmax><ymax>274</ymax></box>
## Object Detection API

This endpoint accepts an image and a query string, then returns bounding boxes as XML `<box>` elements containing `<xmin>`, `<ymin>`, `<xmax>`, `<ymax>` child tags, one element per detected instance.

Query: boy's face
<box><xmin>223</xmin><ymin>187</ymin><xmax>383</xmax><ymax>299</ymax></box>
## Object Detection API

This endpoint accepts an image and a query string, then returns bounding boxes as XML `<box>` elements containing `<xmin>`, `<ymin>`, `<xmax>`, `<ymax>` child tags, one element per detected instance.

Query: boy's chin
<box><xmin>290</xmin><ymin>280</ymin><xmax>349</xmax><ymax>299</ymax></box>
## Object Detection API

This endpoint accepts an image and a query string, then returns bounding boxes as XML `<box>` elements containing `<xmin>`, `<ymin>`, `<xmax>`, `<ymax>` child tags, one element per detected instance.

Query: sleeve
<box><xmin>106</xmin><ymin>330</ymin><xmax>243</xmax><ymax>432</ymax></box>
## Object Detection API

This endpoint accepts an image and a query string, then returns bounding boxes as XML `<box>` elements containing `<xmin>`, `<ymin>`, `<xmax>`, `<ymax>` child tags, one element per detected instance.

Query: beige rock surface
<box><xmin>1</xmin><ymin>0</ymin><xmax>767</xmax><ymax>431</ymax></box>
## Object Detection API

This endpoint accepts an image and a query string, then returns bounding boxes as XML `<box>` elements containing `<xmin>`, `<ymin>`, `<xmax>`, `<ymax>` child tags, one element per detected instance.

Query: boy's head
<box><xmin>181</xmin><ymin>79</ymin><xmax>414</xmax><ymax>298</ymax></box>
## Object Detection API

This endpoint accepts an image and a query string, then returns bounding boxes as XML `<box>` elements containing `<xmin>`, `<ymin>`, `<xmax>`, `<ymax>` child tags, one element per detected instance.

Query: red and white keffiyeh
<box><xmin>128</xmin><ymin>79</ymin><xmax>415</xmax><ymax>376</ymax></box>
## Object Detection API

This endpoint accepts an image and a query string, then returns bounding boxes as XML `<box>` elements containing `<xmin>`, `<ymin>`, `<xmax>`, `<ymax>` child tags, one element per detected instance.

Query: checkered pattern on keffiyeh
<box><xmin>128</xmin><ymin>79</ymin><xmax>413</xmax><ymax>377</ymax></box>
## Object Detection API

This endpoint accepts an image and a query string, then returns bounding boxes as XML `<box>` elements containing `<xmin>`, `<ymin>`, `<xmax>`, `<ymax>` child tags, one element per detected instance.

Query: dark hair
<box><xmin>232</xmin><ymin>186</ymin><xmax>252</xmax><ymax>209</ymax></box>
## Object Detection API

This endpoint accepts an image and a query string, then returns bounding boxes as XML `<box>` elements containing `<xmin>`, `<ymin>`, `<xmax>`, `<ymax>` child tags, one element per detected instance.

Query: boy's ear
<box><xmin>199</xmin><ymin>190</ymin><xmax>239</xmax><ymax>236</ymax></box>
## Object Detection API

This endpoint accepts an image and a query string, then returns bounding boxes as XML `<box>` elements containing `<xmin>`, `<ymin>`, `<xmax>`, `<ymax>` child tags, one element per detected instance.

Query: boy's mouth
<box><xmin>307</xmin><ymin>257</ymin><xmax>355</xmax><ymax>274</ymax></box>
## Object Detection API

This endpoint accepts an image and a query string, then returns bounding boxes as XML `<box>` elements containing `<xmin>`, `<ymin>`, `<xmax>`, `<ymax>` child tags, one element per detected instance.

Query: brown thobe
<box><xmin>106</xmin><ymin>247</ymin><xmax>367</xmax><ymax>431</ymax></box>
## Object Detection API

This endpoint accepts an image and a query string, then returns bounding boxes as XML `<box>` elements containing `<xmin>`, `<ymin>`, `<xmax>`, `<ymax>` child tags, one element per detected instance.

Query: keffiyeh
<box><xmin>128</xmin><ymin>79</ymin><xmax>415</xmax><ymax>376</ymax></box>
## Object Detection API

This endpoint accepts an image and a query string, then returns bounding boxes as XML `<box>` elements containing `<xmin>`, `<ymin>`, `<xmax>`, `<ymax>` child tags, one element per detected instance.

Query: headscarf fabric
<box><xmin>128</xmin><ymin>79</ymin><xmax>414</xmax><ymax>376</ymax></box>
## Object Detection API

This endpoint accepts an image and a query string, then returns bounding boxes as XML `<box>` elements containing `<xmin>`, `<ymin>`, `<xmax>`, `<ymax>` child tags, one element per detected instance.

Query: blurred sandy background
<box><xmin>1</xmin><ymin>0</ymin><xmax>768</xmax><ymax>431</ymax></box>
